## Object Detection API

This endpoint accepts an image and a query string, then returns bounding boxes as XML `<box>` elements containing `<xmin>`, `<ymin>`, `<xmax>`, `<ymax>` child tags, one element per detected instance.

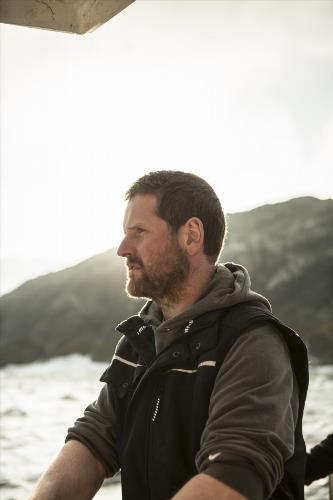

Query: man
<box><xmin>305</xmin><ymin>433</ymin><xmax>333</xmax><ymax>485</ymax></box>
<box><xmin>30</xmin><ymin>171</ymin><xmax>308</xmax><ymax>500</ymax></box>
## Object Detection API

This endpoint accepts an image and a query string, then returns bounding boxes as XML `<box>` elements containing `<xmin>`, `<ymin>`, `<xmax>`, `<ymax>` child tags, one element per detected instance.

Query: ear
<box><xmin>178</xmin><ymin>217</ymin><xmax>204</xmax><ymax>256</ymax></box>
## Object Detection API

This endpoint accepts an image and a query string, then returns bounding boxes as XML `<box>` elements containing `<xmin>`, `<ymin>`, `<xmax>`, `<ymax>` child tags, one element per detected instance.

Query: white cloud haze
<box><xmin>1</xmin><ymin>0</ymin><xmax>332</xmax><ymax>294</ymax></box>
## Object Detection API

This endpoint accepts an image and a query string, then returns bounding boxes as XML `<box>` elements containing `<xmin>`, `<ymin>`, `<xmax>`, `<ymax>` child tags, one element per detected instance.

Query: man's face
<box><xmin>117</xmin><ymin>194</ymin><xmax>190</xmax><ymax>303</ymax></box>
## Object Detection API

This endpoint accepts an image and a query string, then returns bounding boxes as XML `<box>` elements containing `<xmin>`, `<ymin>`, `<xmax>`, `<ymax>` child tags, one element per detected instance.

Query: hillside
<box><xmin>1</xmin><ymin>196</ymin><xmax>332</xmax><ymax>365</ymax></box>
<box><xmin>222</xmin><ymin>197</ymin><xmax>333</xmax><ymax>362</ymax></box>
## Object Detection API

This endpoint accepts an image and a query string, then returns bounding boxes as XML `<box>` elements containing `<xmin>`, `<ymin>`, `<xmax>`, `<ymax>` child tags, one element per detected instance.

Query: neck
<box><xmin>159</xmin><ymin>263</ymin><xmax>216</xmax><ymax>320</ymax></box>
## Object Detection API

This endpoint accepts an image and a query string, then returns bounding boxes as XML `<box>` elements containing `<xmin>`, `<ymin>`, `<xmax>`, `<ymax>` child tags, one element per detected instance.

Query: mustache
<box><xmin>126</xmin><ymin>257</ymin><xmax>144</xmax><ymax>267</ymax></box>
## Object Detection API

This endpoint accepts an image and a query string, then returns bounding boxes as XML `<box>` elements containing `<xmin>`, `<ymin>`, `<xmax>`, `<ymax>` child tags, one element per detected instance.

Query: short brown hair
<box><xmin>126</xmin><ymin>171</ymin><xmax>226</xmax><ymax>263</ymax></box>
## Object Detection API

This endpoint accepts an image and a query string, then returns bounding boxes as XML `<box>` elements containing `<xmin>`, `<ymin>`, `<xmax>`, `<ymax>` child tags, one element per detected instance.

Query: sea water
<box><xmin>1</xmin><ymin>355</ymin><xmax>332</xmax><ymax>499</ymax></box>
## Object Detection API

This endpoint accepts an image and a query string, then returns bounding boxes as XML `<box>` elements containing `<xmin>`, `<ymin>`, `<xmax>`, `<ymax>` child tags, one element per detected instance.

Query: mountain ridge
<box><xmin>1</xmin><ymin>196</ymin><xmax>332</xmax><ymax>365</ymax></box>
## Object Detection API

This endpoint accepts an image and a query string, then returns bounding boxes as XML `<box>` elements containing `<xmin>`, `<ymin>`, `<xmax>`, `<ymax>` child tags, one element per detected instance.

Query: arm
<box><xmin>30</xmin><ymin>379</ymin><xmax>119</xmax><ymax>499</ymax></box>
<box><xmin>194</xmin><ymin>325</ymin><xmax>299</xmax><ymax>499</ymax></box>
<box><xmin>28</xmin><ymin>440</ymin><xmax>105</xmax><ymax>500</ymax></box>
<box><xmin>172</xmin><ymin>473</ymin><xmax>246</xmax><ymax>500</ymax></box>
<box><xmin>65</xmin><ymin>383</ymin><xmax>120</xmax><ymax>476</ymax></box>
<box><xmin>305</xmin><ymin>433</ymin><xmax>333</xmax><ymax>484</ymax></box>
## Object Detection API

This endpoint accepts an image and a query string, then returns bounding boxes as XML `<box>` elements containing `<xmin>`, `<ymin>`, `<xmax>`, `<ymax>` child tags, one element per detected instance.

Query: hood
<box><xmin>139</xmin><ymin>263</ymin><xmax>271</xmax><ymax>354</ymax></box>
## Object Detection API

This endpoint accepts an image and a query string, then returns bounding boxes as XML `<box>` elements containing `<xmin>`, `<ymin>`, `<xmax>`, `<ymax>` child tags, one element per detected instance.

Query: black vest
<box><xmin>100</xmin><ymin>302</ymin><xmax>309</xmax><ymax>500</ymax></box>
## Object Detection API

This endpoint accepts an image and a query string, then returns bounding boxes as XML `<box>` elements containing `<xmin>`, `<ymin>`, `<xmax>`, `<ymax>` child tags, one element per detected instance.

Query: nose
<box><xmin>117</xmin><ymin>235</ymin><xmax>133</xmax><ymax>257</ymax></box>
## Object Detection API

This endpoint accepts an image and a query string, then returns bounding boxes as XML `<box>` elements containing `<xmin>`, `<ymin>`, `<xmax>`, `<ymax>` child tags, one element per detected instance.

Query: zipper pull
<box><xmin>184</xmin><ymin>319</ymin><xmax>193</xmax><ymax>334</ymax></box>
<box><xmin>152</xmin><ymin>396</ymin><xmax>161</xmax><ymax>422</ymax></box>
<box><xmin>137</xmin><ymin>325</ymin><xmax>147</xmax><ymax>335</ymax></box>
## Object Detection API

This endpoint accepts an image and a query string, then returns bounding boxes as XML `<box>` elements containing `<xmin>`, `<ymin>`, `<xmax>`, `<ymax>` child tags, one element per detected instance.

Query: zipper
<box><xmin>151</xmin><ymin>395</ymin><xmax>161</xmax><ymax>422</ymax></box>
<box><xmin>146</xmin><ymin>385</ymin><xmax>162</xmax><ymax>499</ymax></box>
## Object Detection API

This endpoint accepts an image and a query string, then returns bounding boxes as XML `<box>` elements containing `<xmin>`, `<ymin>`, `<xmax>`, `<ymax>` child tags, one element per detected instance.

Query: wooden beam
<box><xmin>0</xmin><ymin>0</ymin><xmax>135</xmax><ymax>34</ymax></box>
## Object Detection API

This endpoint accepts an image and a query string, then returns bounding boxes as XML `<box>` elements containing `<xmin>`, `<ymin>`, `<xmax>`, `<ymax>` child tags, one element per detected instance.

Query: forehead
<box><xmin>123</xmin><ymin>194</ymin><xmax>164</xmax><ymax>228</ymax></box>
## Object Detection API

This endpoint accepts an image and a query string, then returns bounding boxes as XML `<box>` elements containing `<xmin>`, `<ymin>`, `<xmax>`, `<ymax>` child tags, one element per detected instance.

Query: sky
<box><xmin>1</xmin><ymin>0</ymin><xmax>333</xmax><ymax>295</ymax></box>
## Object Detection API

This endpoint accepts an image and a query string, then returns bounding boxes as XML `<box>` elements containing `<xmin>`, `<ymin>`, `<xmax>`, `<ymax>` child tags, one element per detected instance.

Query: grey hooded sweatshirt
<box><xmin>67</xmin><ymin>263</ymin><xmax>299</xmax><ymax>499</ymax></box>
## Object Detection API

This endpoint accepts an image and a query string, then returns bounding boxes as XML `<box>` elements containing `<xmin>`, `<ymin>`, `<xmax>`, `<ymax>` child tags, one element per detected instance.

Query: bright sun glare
<box><xmin>1</xmin><ymin>1</ymin><xmax>332</xmax><ymax>294</ymax></box>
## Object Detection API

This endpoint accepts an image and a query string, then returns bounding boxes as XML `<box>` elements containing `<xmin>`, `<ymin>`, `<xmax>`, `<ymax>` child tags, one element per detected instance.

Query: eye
<box><xmin>126</xmin><ymin>226</ymin><xmax>147</xmax><ymax>238</ymax></box>
<box><xmin>134</xmin><ymin>227</ymin><xmax>146</xmax><ymax>235</ymax></box>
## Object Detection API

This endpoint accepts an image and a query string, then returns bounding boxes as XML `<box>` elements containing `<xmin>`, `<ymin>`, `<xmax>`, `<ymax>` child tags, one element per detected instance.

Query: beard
<box><xmin>125</xmin><ymin>239</ymin><xmax>190</xmax><ymax>304</ymax></box>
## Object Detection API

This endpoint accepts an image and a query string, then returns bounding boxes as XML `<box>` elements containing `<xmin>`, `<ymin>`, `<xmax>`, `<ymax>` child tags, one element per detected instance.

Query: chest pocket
<box><xmin>101</xmin><ymin>354</ymin><xmax>146</xmax><ymax>393</ymax></box>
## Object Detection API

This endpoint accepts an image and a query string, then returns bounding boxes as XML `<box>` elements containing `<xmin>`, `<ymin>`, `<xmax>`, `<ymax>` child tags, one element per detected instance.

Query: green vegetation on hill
<box><xmin>1</xmin><ymin>196</ymin><xmax>332</xmax><ymax>365</ymax></box>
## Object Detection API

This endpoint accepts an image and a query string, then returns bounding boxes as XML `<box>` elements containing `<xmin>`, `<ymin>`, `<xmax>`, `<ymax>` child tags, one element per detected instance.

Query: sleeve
<box><xmin>196</xmin><ymin>324</ymin><xmax>299</xmax><ymax>500</ymax></box>
<box><xmin>305</xmin><ymin>433</ymin><xmax>333</xmax><ymax>485</ymax></box>
<box><xmin>65</xmin><ymin>382</ymin><xmax>120</xmax><ymax>478</ymax></box>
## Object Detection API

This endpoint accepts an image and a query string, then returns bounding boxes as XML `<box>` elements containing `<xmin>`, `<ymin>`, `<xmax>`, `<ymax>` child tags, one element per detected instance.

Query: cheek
<box><xmin>141</xmin><ymin>241</ymin><xmax>165</xmax><ymax>265</ymax></box>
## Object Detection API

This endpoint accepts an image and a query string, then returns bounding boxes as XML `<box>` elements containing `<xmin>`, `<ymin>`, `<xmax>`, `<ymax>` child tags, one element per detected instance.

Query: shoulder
<box><xmin>233</xmin><ymin>323</ymin><xmax>291</xmax><ymax>360</ymax></box>
<box><xmin>219</xmin><ymin>323</ymin><xmax>295</xmax><ymax>388</ymax></box>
